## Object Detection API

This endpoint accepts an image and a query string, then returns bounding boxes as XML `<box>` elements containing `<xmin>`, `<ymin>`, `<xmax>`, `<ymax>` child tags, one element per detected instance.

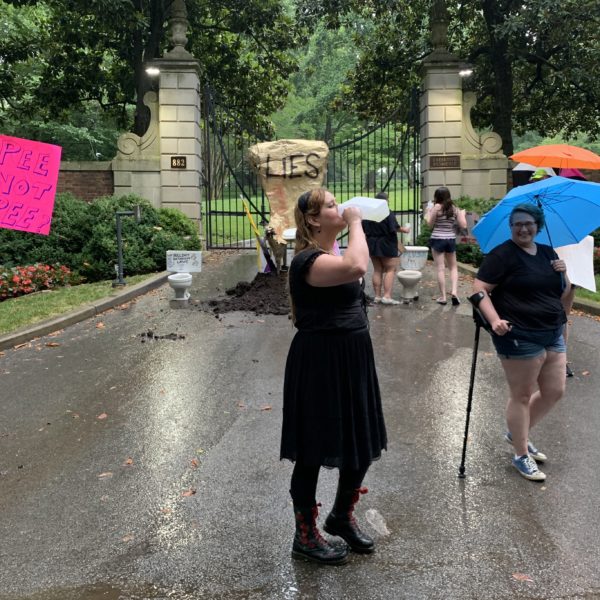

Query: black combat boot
<box><xmin>323</xmin><ymin>487</ymin><xmax>375</xmax><ymax>554</ymax></box>
<box><xmin>292</xmin><ymin>504</ymin><xmax>348</xmax><ymax>565</ymax></box>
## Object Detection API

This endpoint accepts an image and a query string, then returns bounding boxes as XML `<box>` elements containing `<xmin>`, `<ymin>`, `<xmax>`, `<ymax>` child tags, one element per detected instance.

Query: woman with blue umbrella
<box><xmin>471</xmin><ymin>203</ymin><xmax>570</xmax><ymax>482</ymax></box>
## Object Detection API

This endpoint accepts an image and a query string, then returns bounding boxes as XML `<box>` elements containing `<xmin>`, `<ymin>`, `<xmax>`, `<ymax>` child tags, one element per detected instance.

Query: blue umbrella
<box><xmin>472</xmin><ymin>176</ymin><xmax>600</xmax><ymax>253</ymax></box>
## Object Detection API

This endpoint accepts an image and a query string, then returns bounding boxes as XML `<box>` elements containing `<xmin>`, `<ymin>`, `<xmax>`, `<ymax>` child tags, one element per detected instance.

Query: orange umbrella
<box><xmin>510</xmin><ymin>144</ymin><xmax>600</xmax><ymax>170</ymax></box>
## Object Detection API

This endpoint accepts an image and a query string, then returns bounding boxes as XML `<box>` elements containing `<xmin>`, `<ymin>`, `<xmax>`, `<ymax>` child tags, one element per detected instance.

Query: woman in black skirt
<box><xmin>362</xmin><ymin>191</ymin><xmax>411</xmax><ymax>305</ymax></box>
<box><xmin>281</xmin><ymin>188</ymin><xmax>387</xmax><ymax>565</ymax></box>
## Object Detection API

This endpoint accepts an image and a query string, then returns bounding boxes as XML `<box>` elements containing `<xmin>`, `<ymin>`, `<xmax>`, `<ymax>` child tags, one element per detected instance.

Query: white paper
<box><xmin>166</xmin><ymin>250</ymin><xmax>202</xmax><ymax>273</ymax></box>
<box><xmin>555</xmin><ymin>236</ymin><xmax>596</xmax><ymax>292</ymax></box>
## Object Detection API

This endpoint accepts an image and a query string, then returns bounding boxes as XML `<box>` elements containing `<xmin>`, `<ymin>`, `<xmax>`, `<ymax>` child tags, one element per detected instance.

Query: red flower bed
<box><xmin>0</xmin><ymin>263</ymin><xmax>75</xmax><ymax>301</ymax></box>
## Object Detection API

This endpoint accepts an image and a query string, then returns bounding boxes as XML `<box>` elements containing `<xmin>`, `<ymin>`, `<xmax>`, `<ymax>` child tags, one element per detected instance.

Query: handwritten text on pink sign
<box><xmin>0</xmin><ymin>135</ymin><xmax>62</xmax><ymax>235</ymax></box>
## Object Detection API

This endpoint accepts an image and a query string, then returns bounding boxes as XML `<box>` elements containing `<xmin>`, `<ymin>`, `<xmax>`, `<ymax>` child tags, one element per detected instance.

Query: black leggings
<box><xmin>290</xmin><ymin>463</ymin><xmax>370</xmax><ymax>507</ymax></box>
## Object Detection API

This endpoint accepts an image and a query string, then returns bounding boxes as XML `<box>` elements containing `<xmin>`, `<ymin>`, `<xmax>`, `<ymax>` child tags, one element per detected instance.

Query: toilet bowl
<box><xmin>396</xmin><ymin>270</ymin><xmax>422</xmax><ymax>303</ymax></box>
<box><xmin>397</xmin><ymin>246</ymin><xmax>429</xmax><ymax>302</ymax></box>
<box><xmin>167</xmin><ymin>272</ymin><xmax>192</xmax><ymax>301</ymax></box>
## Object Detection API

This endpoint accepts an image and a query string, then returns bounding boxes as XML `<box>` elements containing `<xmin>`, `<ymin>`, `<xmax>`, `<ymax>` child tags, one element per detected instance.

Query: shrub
<box><xmin>456</xmin><ymin>242</ymin><xmax>485</xmax><ymax>267</ymax></box>
<box><xmin>594</xmin><ymin>246</ymin><xmax>600</xmax><ymax>273</ymax></box>
<box><xmin>0</xmin><ymin>193</ymin><xmax>202</xmax><ymax>282</ymax></box>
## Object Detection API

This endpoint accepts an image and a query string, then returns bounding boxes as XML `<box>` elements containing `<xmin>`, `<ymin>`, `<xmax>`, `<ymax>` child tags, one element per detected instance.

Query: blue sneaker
<box><xmin>505</xmin><ymin>431</ymin><xmax>547</xmax><ymax>463</ymax></box>
<box><xmin>512</xmin><ymin>454</ymin><xmax>546</xmax><ymax>481</ymax></box>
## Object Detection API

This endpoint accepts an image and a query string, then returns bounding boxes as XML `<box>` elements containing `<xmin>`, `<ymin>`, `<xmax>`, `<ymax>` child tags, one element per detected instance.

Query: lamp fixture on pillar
<box><xmin>459</xmin><ymin>64</ymin><xmax>474</xmax><ymax>78</ymax></box>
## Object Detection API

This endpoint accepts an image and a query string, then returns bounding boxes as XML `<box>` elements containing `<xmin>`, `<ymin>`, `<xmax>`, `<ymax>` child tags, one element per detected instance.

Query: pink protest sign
<box><xmin>0</xmin><ymin>135</ymin><xmax>62</xmax><ymax>235</ymax></box>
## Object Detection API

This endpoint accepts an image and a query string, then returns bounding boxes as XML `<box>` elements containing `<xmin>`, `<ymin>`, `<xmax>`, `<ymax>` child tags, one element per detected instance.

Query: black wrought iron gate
<box><xmin>202</xmin><ymin>87</ymin><xmax>420</xmax><ymax>249</ymax></box>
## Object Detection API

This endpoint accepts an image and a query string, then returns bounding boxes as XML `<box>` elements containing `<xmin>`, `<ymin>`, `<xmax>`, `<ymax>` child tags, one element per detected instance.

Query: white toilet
<box><xmin>167</xmin><ymin>272</ymin><xmax>193</xmax><ymax>301</ymax></box>
<box><xmin>396</xmin><ymin>246</ymin><xmax>429</xmax><ymax>303</ymax></box>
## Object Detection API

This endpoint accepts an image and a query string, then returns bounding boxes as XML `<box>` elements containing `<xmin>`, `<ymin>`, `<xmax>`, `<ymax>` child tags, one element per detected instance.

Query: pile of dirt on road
<box><xmin>194</xmin><ymin>272</ymin><xmax>291</xmax><ymax>316</ymax></box>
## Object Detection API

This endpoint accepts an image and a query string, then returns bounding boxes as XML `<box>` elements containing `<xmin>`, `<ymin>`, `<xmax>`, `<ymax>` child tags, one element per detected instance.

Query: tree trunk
<box><xmin>481</xmin><ymin>0</ymin><xmax>514</xmax><ymax>157</ymax></box>
<box><xmin>132</xmin><ymin>0</ymin><xmax>166</xmax><ymax>137</ymax></box>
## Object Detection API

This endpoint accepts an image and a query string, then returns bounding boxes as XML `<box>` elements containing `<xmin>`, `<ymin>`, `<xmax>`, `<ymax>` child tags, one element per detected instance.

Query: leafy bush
<box><xmin>594</xmin><ymin>247</ymin><xmax>600</xmax><ymax>273</ymax></box>
<box><xmin>0</xmin><ymin>193</ymin><xmax>202</xmax><ymax>282</ymax></box>
<box><xmin>0</xmin><ymin>263</ymin><xmax>77</xmax><ymax>300</ymax></box>
<box><xmin>456</xmin><ymin>242</ymin><xmax>485</xmax><ymax>267</ymax></box>
<box><xmin>454</xmin><ymin>195</ymin><xmax>497</xmax><ymax>216</ymax></box>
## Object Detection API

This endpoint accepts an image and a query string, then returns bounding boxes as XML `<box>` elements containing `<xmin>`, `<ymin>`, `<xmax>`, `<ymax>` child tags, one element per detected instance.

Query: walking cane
<box><xmin>458</xmin><ymin>292</ymin><xmax>491</xmax><ymax>479</ymax></box>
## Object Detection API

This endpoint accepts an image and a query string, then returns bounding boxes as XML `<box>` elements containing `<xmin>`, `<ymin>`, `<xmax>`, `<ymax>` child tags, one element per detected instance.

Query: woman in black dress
<box><xmin>362</xmin><ymin>191</ymin><xmax>410</xmax><ymax>305</ymax></box>
<box><xmin>281</xmin><ymin>188</ymin><xmax>387</xmax><ymax>565</ymax></box>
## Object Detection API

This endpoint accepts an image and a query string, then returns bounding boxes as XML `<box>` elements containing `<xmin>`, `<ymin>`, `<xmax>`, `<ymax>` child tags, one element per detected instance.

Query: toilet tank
<box><xmin>400</xmin><ymin>246</ymin><xmax>429</xmax><ymax>270</ymax></box>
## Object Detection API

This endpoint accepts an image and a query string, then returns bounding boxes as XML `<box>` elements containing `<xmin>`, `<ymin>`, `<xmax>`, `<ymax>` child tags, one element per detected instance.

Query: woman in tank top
<box><xmin>425</xmin><ymin>186</ymin><xmax>467</xmax><ymax>305</ymax></box>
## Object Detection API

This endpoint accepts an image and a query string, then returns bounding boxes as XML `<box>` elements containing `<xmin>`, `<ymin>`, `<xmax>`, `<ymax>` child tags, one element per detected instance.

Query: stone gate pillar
<box><xmin>420</xmin><ymin>0</ymin><xmax>507</xmax><ymax>204</ymax></box>
<box><xmin>113</xmin><ymin>0</ymin><xmax>203</xmax><ymax>229</ymax></box>
<box><xmin>150</xmin><ymin>0</ymin><xmax>202</xmax><ymax>224</ymax></box>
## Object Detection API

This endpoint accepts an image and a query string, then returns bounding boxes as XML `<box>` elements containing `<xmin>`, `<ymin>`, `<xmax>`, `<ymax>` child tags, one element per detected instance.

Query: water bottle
<box><xmin>337</xmin><ymin>197</ymin><xmax>390</xmax><ymax>222</ymax></box>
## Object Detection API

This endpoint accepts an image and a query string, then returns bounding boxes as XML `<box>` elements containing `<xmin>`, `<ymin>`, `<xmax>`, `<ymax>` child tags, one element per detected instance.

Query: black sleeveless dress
<box><xmin>280</xmin><ymin>249</ymin><xmax>387</xmax><ymax>470</ymax></box>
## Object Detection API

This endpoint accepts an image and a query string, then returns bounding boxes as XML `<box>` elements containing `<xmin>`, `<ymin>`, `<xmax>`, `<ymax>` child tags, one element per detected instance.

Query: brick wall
<box><xmin>57</xmin><ymin>161</ymin><xmax>114</xmax><ymax>202</ymax></box>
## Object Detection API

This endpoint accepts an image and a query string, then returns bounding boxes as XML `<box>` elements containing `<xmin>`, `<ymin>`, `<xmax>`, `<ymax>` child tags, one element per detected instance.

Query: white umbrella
<box><xmin>512</xmin><ymin>162</ymin><xmax>556</xmax><ymax>176</ymax></box>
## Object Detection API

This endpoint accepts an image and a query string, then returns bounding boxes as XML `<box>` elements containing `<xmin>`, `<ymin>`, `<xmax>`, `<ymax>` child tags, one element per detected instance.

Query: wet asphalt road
<box><xmin>1</xmin><ymin>252</ymin><xmax>600</xmax><ymax>600</ymax></box>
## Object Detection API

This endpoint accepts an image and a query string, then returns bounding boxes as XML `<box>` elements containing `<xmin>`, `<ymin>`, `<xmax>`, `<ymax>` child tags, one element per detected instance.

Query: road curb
<box><xmin>0</xmin><ymin>271</ymin><xmax>169</xmax><ymax>351</ymax></box>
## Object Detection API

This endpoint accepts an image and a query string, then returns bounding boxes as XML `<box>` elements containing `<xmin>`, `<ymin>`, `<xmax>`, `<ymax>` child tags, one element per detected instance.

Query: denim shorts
<box><xmin>429</xmin><ymin>238</ymin><xmax>456</xmax><ymax>253</ymax></box>
<box><xmin>491</xmin><ymin>325</ymin><xmax>566</xmax><ymax>359</ymax></box>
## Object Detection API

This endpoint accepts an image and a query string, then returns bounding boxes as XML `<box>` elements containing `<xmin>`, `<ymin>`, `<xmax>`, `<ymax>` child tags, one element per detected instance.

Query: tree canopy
<box><xmin>0</xmin><ymin>0</ymin><xmax>304</xmax><ymax>140</ymax></box>
<box><xmin>296</xmin><ymin>0</ymin><xmax>600</xmax><ymax>156</ymax></box>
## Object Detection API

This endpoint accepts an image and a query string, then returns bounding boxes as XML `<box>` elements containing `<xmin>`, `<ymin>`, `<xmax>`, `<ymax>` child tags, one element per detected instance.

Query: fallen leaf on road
<box><xmin>237</xmin><ymin>402</ymin><xmax>246</xmax><ymax>408</ymax></box>
<box><xmin>45</xmin><ymin>342</ymin><xmax>61</xmax><ymax>347</ymax></box>
<box><xmin>190</xmin><ymin>458</ymin><xmax>200</xmax><ymax>468</ymax></box>
<box><xmin>123</xmin><ymin>457</ymin><xmax>133</xmax><ymax>466</ymax></box>
<box><xmin>14</xmin><ymin>343</ymin><xmax>31</xmax><ymax>349</ymax></box>
<box><xmin>182</xmin><ymin>488</ymin><xmax>196</xmax><ymax>497</ymax></box>
<box><xmin>96</xmin><ymin>322</ymin><xmax>105</xmax><ymax>329</ymax></box>
<box><xmin>260</xmin><ymin>405</ymin><xmax>272</xmax><ymax>411</ymax></box>
<box><xmin>47</xmin><ymin>330</ymin><xmax>63</xmax><ymax>337</ymax></box>
<box><xmin>582</xmin><ymin>370</ymin><xmax>590</xmax><ymax>376</ymax></box>
<box><xmin>415</xmin><ymin>328</ymin><xmax>422</xmax><ymax>333</ymax></box>
<box><xmin>97</xmin><ymin>413</ymin><xmax>108</xmax><ymax>420</ymax></box>
<box><xmin>0</xmin><ymin>352</ymin><xmax>4</xmax><ymax>357</ymax></box>
<box><xmin>98</xmin><ymin>472</ymin><xmax>113</xmax><ymax>479</ymax></box>
<box><xmin>512</xmin><ymin>573</ymin><xmax>533</xmax><ymax>583</ymax></box>
<box><xmin>122</xmin><ymin>534</ymin><xmax>134</xmax><ymax>542</ymax></box>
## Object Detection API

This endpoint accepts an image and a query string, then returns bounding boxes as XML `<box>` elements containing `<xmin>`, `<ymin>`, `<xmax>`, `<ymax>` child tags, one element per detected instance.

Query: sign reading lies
<box><xmin>247</xmin><ymin>139</ymin><xmax>329</xmax><ymax>244</ymax></box>
<box><xmin>166</xmin><ymin>250</ymin><xmax>202</xmax><ymax>273</ymax></box>
<box><xmin>0</xmin><ymin>135</ymin><xmax>62</xmax><ymax>235</ymax></box>
<box><xmin>430</xmin><ymin>155</ymin><xmax>461</xmax><ymax>170</ymax></box>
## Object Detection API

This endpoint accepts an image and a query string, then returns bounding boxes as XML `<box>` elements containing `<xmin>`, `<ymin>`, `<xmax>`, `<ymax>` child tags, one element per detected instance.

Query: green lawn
<box><xmin>0</xmin><ymin>273</ymin><xmax>156</xmax><ymax>335</ymax></box>
<box><xmin>203</xmin><ymin>188</ymin><xmax>420</xmax><ymax>246</ymax></box>
<box><xmin>574</xmin><ymin>275</ymin><xmax>600</xmax><ymax>304</ymax></box>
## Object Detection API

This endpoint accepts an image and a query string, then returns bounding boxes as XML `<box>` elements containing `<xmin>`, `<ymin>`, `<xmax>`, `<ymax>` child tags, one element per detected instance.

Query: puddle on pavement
<box><xmin>5</xmin><ymin>582</ymin><xmax>269</xmax><ymax>600</ymax></box>
<box><xmin>4</xmin><ymin>583</ymin><xmax>160</xmax><ymax>600</ymax></box>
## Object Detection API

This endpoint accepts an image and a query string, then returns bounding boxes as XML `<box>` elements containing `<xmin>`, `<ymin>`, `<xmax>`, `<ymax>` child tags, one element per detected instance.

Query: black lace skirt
<box><xmin>280</xmin><ymin>327</ymin><xmax>387</xmax><ymax>470</ymax></box>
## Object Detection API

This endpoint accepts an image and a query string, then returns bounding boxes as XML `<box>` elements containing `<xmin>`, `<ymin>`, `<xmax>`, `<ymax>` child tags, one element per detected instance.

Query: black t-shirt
<box><xmin>289</xmin><ymin>249</ymin><xmax>368</xmax><ymax>332</ymax></box>
<box><xmin>361</xmin><ymin>213</ymin><xmax>399</xmax><ymax>239</ymax></box>
<box><xmin>476</xmin><ymin>240</ymin><xmax>566</xmax><ymax>330</ymax></box>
